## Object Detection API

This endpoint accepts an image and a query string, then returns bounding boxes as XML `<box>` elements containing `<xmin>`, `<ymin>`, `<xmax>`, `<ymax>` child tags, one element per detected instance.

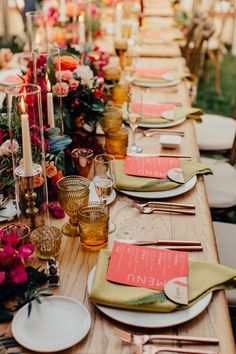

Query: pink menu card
<box><xmin>124</xmin><ymin>156</ymin><xmax>180</xmax><ymax>179</ymax></box>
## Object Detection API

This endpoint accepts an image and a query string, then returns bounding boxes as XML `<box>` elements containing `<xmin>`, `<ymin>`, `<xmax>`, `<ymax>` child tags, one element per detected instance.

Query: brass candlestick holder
<box><xmin>15</xmin><ymin>164</ymin><xmax>43</xmax><ymax>231</ymax></box>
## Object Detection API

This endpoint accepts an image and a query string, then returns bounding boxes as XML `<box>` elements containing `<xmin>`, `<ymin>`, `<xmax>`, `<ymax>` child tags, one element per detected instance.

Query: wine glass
<box><xmin>127</xmin><ymin>92</ymin><xmax>143</xmax><ymax>154</ymax></box>
<box><xmin>93</xmin><ymin>154</ymin><xmax>116</xmax><ymax>233</ymax></box>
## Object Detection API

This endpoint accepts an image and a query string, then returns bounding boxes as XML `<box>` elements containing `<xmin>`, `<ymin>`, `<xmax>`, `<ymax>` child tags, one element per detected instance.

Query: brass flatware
<box><xmin>113</xmin><ymin>327</ymin><xmax>219</xmax><ymax>346</ymax></box>
<box><xmin>143</xmin><ymin>130</ymin><xmax>185</xmax><ymax>137</ymax></box>
<box><xmin>141</xmin><ymin>206</ymin><xmax>195</xmax><ymax>215</ymax></box>
<box><xmin>134</xmin><ymin>344</ymin><xmax>218</xmax><ymax>354</ymax></box>
<box><xmin>116</xmin><ymin>239</ymin><xmax>201</xmax><ymax>246</ymax></box>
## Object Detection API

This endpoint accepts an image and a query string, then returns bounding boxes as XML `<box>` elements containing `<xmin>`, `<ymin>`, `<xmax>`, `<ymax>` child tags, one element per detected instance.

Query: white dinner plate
<box><xmin>89</xmin><ymin>181</ymin><xmax>116</xmax><ymax>205</ymax></box>
<box><xmin>0</xmin><ymin>198</ymin><xmax>17</xmax><ymax>223</ymax></box>
<box><xmin>12</xmin><ymin>296</ymin><xmax>91</xmax><ymax>353</ymax></box>
<box><xmin>117</xmin><ymin>175</ymin><xmax>197</xmax><ymax>199</ymax></box>
<box><xmin>133</xmin><ymin>78</ymin><xmax>181</xmax><ymax>88</ymax></box>
<box><xmin>87</xmin><ymin>267</ymin><xmax>212</xmax><ymax>328</ymax></box>
<box><xmin>138</xmin><ymin>115</ymin><xmax>186</xmax><ymax>128</ymax></box>
<box><xmin>0</xmin><ymin>68</ymin><xmax>23</xmax><ymax>86</ymax></box>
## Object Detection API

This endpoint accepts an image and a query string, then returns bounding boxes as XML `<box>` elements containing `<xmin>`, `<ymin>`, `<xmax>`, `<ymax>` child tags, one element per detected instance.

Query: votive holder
<box><xmin>105</xmin><ymin>127</ymin><xmax>128</xmax><ymax>159</ymax></box>
<box><xmin>78</xmin><ymin>202</ymin><xmax>109</xmax><ymax>251</ymax></box>
<box><xmin>71</xmin><ymin>148</ymin><xmax>94</xmax><ymax>180</ymax></box>
<box><xmin>0</xmin><ymin>223</ymin><xmax>30</xmax><ymax>245</ymax></box>
<box><xmin>57</xmin><ymin>176</ymin><xmax>90</xmax><ymax>237</ymax></box>
<box><xmin>30</xmin><ymin>225</ymin><xmax>62</xmax><ymax>259</ymax></box>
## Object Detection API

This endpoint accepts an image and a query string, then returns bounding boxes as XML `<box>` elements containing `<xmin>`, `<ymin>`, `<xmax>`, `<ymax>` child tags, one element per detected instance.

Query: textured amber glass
<box><xmin>100</xmin><ymin>106</ymin><xmax>123</xmax><ymax>133</ymax></box>
<box><xmin>57</xmin><ymin>176</ymin><xmax>89</xmax><ymax>237</ymax></box>
<box><xmin>78</xmin><ymin>202</ymin><xmax>109</xmax><ymax>251</ymax></box>
<box><xmin>105</xmin><ymin>127</ymin><xmax>128</xmax><ymax>159</ymax></box>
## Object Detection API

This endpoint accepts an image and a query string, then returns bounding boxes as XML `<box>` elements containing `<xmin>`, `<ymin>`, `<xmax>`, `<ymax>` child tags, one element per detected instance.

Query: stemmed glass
<box><xmin>127</xmin><ymin>91</ymin><xmax>143</xmax><ymax>154</ymax></box>
<box><xmin>93</xmin><ymin>154</ymin><xmax>116</xmax><ymax>233</ymax></box>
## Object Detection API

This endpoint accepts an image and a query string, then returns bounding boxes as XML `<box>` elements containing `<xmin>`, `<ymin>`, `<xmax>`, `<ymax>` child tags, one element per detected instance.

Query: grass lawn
<box><xmin>195</xmin><ymin>50</ymin><xmax>236</xmax><ymax>117</ymax></box>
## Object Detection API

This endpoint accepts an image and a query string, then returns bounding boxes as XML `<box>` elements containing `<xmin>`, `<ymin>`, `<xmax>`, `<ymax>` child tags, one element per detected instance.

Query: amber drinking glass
<box><xmin>57</xmin><ymin>176</ymin><xmax>90</xmax><ymax>237</ymax></box>
<box><xmin>78</xmin><ymin>202</ymin><xmax>109</xmax><ymax>251</ymax></box>
<box><xmin>114</xmin><ymin>38</ymin><xmax>128</xmax><ymax>70</ymax></box>
<box><xmin>105</xmin><ymin>127</ymin><xmax>128</xmax><ymax>159</ymax></box>
<box><xmin>100</xmin><ymin>106</ymin><xmax>123</xmax><ymax>133</ymax></box>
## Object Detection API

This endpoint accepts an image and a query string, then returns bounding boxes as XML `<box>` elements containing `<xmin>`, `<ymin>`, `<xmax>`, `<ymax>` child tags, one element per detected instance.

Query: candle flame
<box><xmin>117</xmin><ymin>3</ymin><xmax>122</xmax><ymax>10</ymax></box>
<box><xmin>45</xmin><ymin>72</ymin><xmax>51</xmax><ymax>92</ymax></box>
<box><xmin>20</xmin><ymin>87</ymin><xmax>27</xmax><ymax>114</ymax></box>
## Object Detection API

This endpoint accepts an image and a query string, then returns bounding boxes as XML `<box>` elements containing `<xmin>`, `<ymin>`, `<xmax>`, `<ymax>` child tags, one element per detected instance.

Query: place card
<box><xmin>124</xmin><ymin>156</ymin><xmax>180</xmax><ymax>179</ymax></box>
<box><xmin>134</xmin><ymin>68</ymin><xmax>171</xmax><ymax>79</ymax></box>
<box><xmin>106</xmin><ymin>241</ymin><xmax>188</xmax><ymax>304</ymax></box>
<box><xmin>131</xmin><ymin>102</ymin><xmax>175</xmax><ymax>118</ymax></box>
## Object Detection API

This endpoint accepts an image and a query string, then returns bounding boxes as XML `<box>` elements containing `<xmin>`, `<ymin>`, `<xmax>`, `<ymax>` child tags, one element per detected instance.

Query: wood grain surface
<box><xmin>0</xmin><ymin>8</ymin><xmax>235</xmax><ymax>354</ymax></box>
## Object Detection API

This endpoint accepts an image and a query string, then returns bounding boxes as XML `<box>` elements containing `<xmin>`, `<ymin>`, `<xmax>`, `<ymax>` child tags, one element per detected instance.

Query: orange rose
<box><xmin>54</xmin><ymin>55</ymin><xmax>79</xmax><ymax>71</ymax></box>
<box><xmin>66</xmin><ymin>2</ymin><xmax>81</xmax><ymax>17</ymax></box>
<box><xmin>34</xmin><ymin>175</ymin><xmax>44</xmax><ymax>188</ymax></box>
<box><xmin>45</xmin><ymin>161</ymin><xmax>58</xmax><ymax>179</ymax></box>
<box><xmin>52</xmin><ymin>170</ymin><xmax>63</xmax><ymax>185</ymax></box>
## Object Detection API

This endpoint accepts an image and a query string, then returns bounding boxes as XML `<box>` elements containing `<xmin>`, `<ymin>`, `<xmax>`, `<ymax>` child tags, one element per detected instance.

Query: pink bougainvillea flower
<box><xmin>0</xmin><ymin>231</ymin><xmax>20</xmax><ymax>246</ymax></box>
<box><xmin>52</xmin><ymin>82</ymin><xmax>69</xmax><ymax>97</ymax></box>
<box><xmin>17</xmin><ymin>244</ymin><xmax>35</xmax><ymax>260</ymax></box>
<box><xmin>10</xmin><ymin>264</ymin><xmax>28</xmax><ymax>284</ymax></box>
<box><xmin>49</xmin><ymin>204</ymin><xmax>65</xmax><ymax>219</ymax></box>
<box><xmin>0</xmin><ymin>271</ymin><xmax>6</xmax><ymax>285</ymax></box>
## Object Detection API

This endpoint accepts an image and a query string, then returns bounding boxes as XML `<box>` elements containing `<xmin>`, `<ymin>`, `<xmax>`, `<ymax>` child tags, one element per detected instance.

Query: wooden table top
<box><xmin>0</xmin><ymin>10</ymin><xmax>235</xmax><ymax>354</ymax></box>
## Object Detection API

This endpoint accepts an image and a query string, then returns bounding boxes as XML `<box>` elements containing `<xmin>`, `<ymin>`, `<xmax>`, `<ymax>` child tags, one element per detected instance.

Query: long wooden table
<box><xmin>1</xmin><ymin>6</ymin><xmax>236</xmax><ymax>354</ymax></box>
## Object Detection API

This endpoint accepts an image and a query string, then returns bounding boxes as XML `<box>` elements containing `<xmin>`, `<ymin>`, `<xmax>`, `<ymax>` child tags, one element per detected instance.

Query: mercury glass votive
<box><xmin>57</xmin><ymin>176</ymin><xmax>90</xmax><ymax>237</ymax></box>
<box><xmin>30</xmin><ymin>225</ymin><xmax>62</xmax><ymax>259</ymax></box>
<box><xmin>78</xmin><ymin>202</ymin><xmax>109</xmax><ymax>251</ymax></box>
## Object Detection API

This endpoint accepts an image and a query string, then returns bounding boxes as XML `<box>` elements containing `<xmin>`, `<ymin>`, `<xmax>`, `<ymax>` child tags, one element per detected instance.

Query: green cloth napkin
<box><xmin>89</xmin><ymin>249</ymin><xmax>236</xmax><ymax>313</ymax></box>
<box><xmin>115</xmin><ymin>159</ymin><xmax>212</xmax><ymax>192</ymax></box>
<box><xmin>133</xmin><ymin>71</ymin><xmax>191</xmax><ymax>84</ymax></box>
<box><xmin>140</xmin><ymin>107</ymin><xmax>203</xmax><ymax>124</ymax></box>
<box><xmin>122</xmin><ymin>104</ymin><xmax>203</xmax><ymax>124</ymax></box>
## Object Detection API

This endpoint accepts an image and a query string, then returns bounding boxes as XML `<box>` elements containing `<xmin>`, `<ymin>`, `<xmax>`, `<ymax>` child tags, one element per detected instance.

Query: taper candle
<box><xmin>79</xmin><ymin>15</ymin><xmax>86</xmax><ymax>46</ymax></box>
<box><xmin>20</xmin><ymin>96</ymin><xmax>33</xmax><ymax>176</ymax></box>
<box><xmin>46</xmin><ymin>73</ymin><xmax>55</xmax><ymax>128</ymax></box>
<box><xmin>115</xmin><ymin>3</ymin><xmax>123</xmax><ymax>38</ymax></box>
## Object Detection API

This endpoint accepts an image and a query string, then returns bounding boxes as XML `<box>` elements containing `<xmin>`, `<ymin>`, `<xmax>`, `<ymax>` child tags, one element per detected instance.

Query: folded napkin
<box><xmin>115</xmin><ymin>159</ymin><xmax>212</xmax><ymax>192</ymax></box>
<box><xmin>123</xmin><ymin>104</ymin><xmax>203</xmax><ymax>125</ymax></box>
<box><xmin>89</xmin><ymin>249</ymin><xmax>236</xmax><ymax>312</ymax></box>
<box><xmin>134</xmin><ymin>69</ymin><xmax>191</xmax><ymax>84</ymax></box>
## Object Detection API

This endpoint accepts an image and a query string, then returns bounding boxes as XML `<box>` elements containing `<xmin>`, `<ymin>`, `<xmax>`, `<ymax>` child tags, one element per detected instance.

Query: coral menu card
<box><xmin>107</xmin><ymin>241</ymin><xmax>188</xmax><ymax>305</ymax></box>
<box><xmin>124</xmin><ymin>156</ymin><xmax>180</xmax><ymax>179</ymax></box>
<box><xmin>131</xmin><ymin>102</ymin><xmax>175</xmax><ymax>118</ymax></box>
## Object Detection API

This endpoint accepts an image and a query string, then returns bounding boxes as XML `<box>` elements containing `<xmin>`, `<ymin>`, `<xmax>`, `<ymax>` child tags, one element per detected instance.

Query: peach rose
<box><xmin>34</xmin><ymin>175</ymin><xmax>44</xmax><ymax>188</ymax></box>
<box><xmin>69</xmin><ymin>79</ymin><xmax>79</xmax><ymax>90</ymax></box>
<box><xmin>56</xmin><ymin>70</ymin><xmax>73</xmax><ymax>82</ymax></box>
<box><xmin>45</xmin><ymin>161</ymin><xmax>58</xmax><ymax>178</ymax></box>
<box><xmin>53</xmin><ymin>82</ymin><xmax>69</xmax><ymax>97</ymax></box>
<box><xmin>54</xmin><ymin>55</ymin><xmax>79</xmax><ymax>71</ymax></box>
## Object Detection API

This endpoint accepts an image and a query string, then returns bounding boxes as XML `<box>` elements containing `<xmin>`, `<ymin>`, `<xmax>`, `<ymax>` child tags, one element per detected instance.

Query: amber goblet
<box><xmin>57</xmin><ymin>176</ymin><xmax>90</xmax><ymax>237</ymax></box>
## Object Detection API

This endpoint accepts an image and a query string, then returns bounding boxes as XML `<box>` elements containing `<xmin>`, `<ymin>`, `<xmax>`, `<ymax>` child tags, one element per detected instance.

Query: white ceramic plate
<box><xmin>0</xmin><ymin>198</ymin><xmax>17</xmax><ymax>223</ymax></box>
<box><xmin>138</xmin><ymin>115</ymin><xmax>186</xmax><ymax>128</ymax></box>
<box><xmin>12</xmin><ymin>296</ymin><xmax>91</xmax><ymax>353</ymax></box>
<box><xmin>133</xmin><ymin>78</ymin><xmax>181</xmax><ymax>88</ymax></box>
<box><xmin>117</xmin><ymin>175</ymin><xmax>197</xmax><ymax>199</ymax></box>
<box><xmin>89</xmin><ymin>182</ymin><xmax>116</xmax><ymax>205</ymax></box>
<box><xmin>0</xmin><ymin>68</ymin><xmax>23</xmax><ymax>86</ymax></box>
<box><xmin>87</xmin><ymin>267</ymin><xmax>212</xmax><ymax>328</ymax></box>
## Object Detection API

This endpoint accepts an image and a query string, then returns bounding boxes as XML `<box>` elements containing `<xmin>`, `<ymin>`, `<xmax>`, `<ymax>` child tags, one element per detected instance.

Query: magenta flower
<box><xmin>0</xmin><ymin>231</ymin><xmax>20</xmax><ymax>246</ymax></box>
<box><xmin>0</xmin><ymin>271</ymin><xmax>6</xmax><ymax>285</ymax></box>
<box><xmin>10</xmin><ymin>264</ymin><xmax>28</xmax><ymax>284</ymax></box>
<box><xmin>49</xmin><ymin>204</ymin><xmax>65</xmax><ymax>219</ymax></box>
<box><xmin>17</xmin><ymin>244</ymin><xmax>35</xmax><ymax>260</ymax></box>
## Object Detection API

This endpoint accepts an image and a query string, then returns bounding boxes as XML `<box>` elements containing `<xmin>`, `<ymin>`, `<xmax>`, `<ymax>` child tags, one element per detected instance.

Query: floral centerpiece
<box><xmin>0</xmin><ymin>229</ymin><xmax>49</xmax><ymax>322</ymax></box>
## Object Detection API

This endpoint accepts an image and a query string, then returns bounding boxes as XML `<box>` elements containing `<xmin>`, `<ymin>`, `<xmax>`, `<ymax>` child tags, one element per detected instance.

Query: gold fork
<box><xmin>133</xmin><ymin>344</ymin><xmax>218</xmax><ymax>354</ymax></box>
<box><xmin>113</xmin><ymin>327</ymin><xmax>219</xmax><ymax>346</ymax></box>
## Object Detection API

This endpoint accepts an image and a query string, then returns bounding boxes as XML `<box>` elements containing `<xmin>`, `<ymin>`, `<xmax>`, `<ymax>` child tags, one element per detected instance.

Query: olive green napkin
<box><xmin>122</xmin><ymin>104</ymin><xmax>203</xmax><ymax>124</ymax></box>
<box><xmin>133</xmin><ymin>71</ymin><xmax>191</xmax><ymax>85</ymax></box>
<box><xmin>115</xmin><ymin>159</ymin><xmax>212</xmax><ymax>192</ymax></box>
<box><xmin>140</xmin><ymin>107</ymin><xmax>203</xmax><ymax>124</ymax></box>
<box><xmin>89</xmin><ymin>249</ymin><xmax>236</xmax><ymax>313</ymax></box>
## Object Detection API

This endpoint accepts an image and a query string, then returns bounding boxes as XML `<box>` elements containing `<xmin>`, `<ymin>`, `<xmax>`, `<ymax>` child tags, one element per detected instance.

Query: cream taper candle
<box><xmin>46</xmin><ymin>74</ymin><xmax>55</xmax><ymax>128</ymax></box>
<box><xmin>21</xmin><ymin>113</ymin><xmax>33</xmax><ymax>176</ymax></box>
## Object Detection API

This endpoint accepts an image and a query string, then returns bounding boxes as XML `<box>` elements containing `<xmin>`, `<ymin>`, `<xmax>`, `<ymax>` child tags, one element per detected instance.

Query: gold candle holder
<box><xmin>15</xmin><ymin>164</ymin><xmax>43</xmax><ymax>231</ymax></box>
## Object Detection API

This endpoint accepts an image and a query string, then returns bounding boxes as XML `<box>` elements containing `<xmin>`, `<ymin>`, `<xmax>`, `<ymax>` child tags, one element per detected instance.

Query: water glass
<box><xmin>78</xmin><ymin>202</ymin><xmax>109</xmax><ymax>251</ymax></box>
